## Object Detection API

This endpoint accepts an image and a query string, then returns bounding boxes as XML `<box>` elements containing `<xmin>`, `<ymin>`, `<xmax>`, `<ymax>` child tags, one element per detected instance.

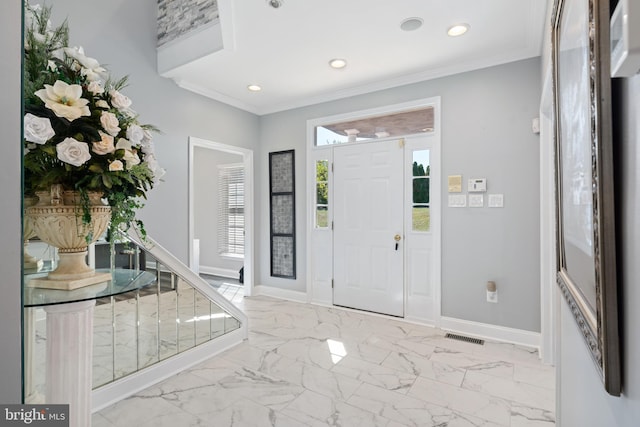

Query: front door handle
<box><xmin>394</xmin><ymin>234</ymin><xmax>401</xmax><ymax>250</ymax></box>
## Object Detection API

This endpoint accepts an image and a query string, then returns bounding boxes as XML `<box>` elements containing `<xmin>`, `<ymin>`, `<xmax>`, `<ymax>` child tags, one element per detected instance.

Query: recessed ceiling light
<box><xmin>329</xmin><ymin>58</ymin><xmax>347</xmax><ymax>69</ymax></box>
<box><xmin>400</xmin><ymin>17</ymin><xmax>423</xmax><ymax>32</ymax></box>
<box><xmin>447</xmin><ymin>23</ymin><xmax>470</xmax><ymax>37</ymax></box>
<box><xmin>247</xmin><ymin>84</ymin><xmax>262</xmax><ymax>92</ymax></box>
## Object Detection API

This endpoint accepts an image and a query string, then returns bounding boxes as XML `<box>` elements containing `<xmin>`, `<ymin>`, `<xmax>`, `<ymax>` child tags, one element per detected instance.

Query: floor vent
<box><xmin>445</xmin><ymin>333</ymin><xmax>484</xmax><ymax>345</ymax></box>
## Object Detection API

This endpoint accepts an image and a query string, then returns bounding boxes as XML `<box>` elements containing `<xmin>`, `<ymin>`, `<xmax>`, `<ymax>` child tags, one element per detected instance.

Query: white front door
<box><xmin>333</xmin><ymin>139</ymin><xmax>404</xmax><ymax>317</ymax></box>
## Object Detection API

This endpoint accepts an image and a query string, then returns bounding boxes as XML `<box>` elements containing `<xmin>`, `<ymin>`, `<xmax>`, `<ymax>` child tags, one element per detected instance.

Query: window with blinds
<box><xmin>218</xmin><ymin>164</ymin><xmax>244</xmax><ymax>257</ymax></box>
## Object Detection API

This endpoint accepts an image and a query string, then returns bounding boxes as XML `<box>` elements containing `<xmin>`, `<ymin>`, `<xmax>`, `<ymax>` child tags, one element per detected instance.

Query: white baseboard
<box><xmin>440</xmin><ymin>316</ymin><xmax>540</xmax><ymax>350</ymax></box>
<box><xmin>199</xmin><ymin>266</ymin><xmax>240</xmax><ymax>279</ymax></box>
<box><xmin>92</xmin><ymin>328</ymin><xmax>245</xmax><ymax>412</ymax></box>
<box><xmin>254</xmin><ymin>285</ymin><xmax>308</xmax><ymax>303</ymax></box>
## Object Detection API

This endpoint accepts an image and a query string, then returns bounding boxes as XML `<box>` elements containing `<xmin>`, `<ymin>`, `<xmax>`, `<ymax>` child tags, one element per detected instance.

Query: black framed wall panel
<box><xmin>269</xmin><ymin>150</ymin><xmax>296</xmax><ymax>278</ymax></box>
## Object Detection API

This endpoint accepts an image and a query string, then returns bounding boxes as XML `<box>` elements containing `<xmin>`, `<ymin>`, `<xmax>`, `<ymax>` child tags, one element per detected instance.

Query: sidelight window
<box><xmin>412</xmin><ymin>150</ymin><xmax>430</xmax><ymax>232</ymax></box>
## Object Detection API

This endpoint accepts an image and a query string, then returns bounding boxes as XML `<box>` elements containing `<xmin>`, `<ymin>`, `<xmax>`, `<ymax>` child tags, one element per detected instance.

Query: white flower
<box><xmin>33</xmin><ymin>32</ymin><xmax>46</xmax><ymax>43</ymax></box>
<box><xmin>56</xmin><ymin>137</ymin><xmax>91</xmax><ymax>167</ymax></box>
<box><xmin>109</xmin><ymin>90</ymin><xmax>132</xmax><ymax>110</ymax></box>
<box><xmin>144</xmin><ymin>154</ymin><xmax>166</xmax><ymax>184</ymax></box>
<box><xmin>96</xmin><ymin>100</ymin><xmax>109</xmax><ymax>109</ymax></box>
<box><xmin>126</xmin><ymin>124</ymin><xmax>144</xmax><ymax>145</ymax></box>
<box><xmin>47</xmin><ymin>60</ymin><xmax>57</xmax><ymax>72</ymax></box>
<box><xmin>100</xmin><ymin>111</ymin><xmax>121</xmax><ymax>136</ymax></box>
<box><xmin>87</xmin><ymin>81</ymin><xmax>104</xmax><ymax>95</ymax></box>
<box><xmin>92</xmin><ymin>131</ymin><xmax>115</xmax><ymax>155</ymax></box>
<box><xmin>142</xmin><ymin>129</ymin><xmax>153</xmax><ymax>143</ymax></box>
<box><xmin>24</xmin><ymin>113</ymin><xmax>55</xmax><ymax>144</ymax></box>
<box><xmin>144</xmin><ymin>154</ymin><xmax>162</xmax><ymax>177</ymax></box>
<box><xmin>115</xmin><ymin>138</ymin><xmax>132</xmax><ymax>151</ymax></box>
<box><xmin>34</xmin><ymin>80</ymin><xmax>90</xmax><ymax>121</ymax></box>
<box><xmin>140</xmin><ymin>138</ymin><xmax>154</xmax><ymax>155</ymax></box>
<box><xmin>116</xmin><ymin>138</ymin><xmax>140</xmax><ymax>168</ymax></box>
<box><xmin>109</xmin><ymin>160</ymin><xmax>124</xmax><ymax>171</ymax></box>
<box><xmin>51</xmin><ymin>48</ymin><xmax>64</xmax><ymax>61</ymax></box>
<box><xmin>64</xmin><ymin>46</ymin><xmax>107</xmax><ymax>82</ymax></box>
<box><xmin>123</xmin><ymin>150</ymin><xmax>141</xmax><ymax>168</ymax></box>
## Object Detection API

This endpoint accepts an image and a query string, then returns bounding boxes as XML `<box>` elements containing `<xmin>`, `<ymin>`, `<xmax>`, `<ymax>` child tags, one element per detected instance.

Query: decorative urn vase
<box><xmin>25</xmin><ymin>185</ymin><xmax>112</xmax><ymax>290</ymax></box>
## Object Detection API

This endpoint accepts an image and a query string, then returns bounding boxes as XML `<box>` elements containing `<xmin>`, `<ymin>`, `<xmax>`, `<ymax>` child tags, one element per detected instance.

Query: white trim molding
<box><xmin>254</xmin><ymin>285</ymin><xmax>308</xmax><ymax>303</ymax></box>
<box><xmin>199</xmin><ymin>265</ymin><xmax>239</xmax><ymax>279</ymax></box>
<box><xmin>440</xmin><ymin>316</ymin><xmax>541</xmax><ymax>350</ymax></box>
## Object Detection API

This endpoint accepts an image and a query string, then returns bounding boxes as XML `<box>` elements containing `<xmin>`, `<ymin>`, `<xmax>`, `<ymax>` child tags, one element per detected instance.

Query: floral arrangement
<box><xmin>23</xmin><ymin>3</ymin><xmax>164</xmax><ymax>235</ymax></box>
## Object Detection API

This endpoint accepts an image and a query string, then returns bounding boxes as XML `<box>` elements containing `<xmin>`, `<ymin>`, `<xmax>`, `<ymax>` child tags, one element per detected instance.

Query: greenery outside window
<box><xmin>412</xmin><ymin>150</ymin><xmax>430</xmax><ymax>232</ymax></box>
<box><xmin>316</xmin><ymin>160</ymin><xmax>329</xmax><ymax>228</ymax></box>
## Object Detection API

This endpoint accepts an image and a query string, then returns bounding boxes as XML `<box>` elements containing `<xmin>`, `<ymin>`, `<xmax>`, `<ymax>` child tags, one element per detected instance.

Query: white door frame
<box><xmin>306</xmin><ymin>97</ymin><xmax>441</xmax><ymax>324</ymax></box>
<box><xmin>188</xmin><ymin>136</ymin><xmax>254</xmax><ymax>297</ymax></box>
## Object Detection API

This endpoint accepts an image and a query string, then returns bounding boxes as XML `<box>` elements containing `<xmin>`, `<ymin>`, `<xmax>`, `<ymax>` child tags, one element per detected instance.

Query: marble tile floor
<box><xmin>93</xmin><ymin>296</ymin><xmax>555</xmax><ymax>427</ymax></box>
<box><xmin>200</xmin><ymin>274</ymin><xmax>245</xmax><ymax>307</ymax></box>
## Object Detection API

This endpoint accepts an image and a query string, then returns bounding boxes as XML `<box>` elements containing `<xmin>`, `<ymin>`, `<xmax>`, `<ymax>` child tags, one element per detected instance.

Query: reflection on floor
<box><xmin>93</xmin><ymin>296</ymin><xmax>555</xmax><ymax>427</ymax></box>
<box><xmin>200</xmin><ymin>274</ymin><xmax>245</xmax><ymax>307</ymax></box>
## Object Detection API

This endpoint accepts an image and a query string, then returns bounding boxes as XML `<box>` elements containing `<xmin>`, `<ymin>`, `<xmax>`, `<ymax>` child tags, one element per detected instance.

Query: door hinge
<box><xmin>331</xmin><ymin>162</ymin><xmax>334</xmax><ymax>172</ymax></box>
<box><xmin>331</xmin><ymin>221</ymin><xmax>334</xmax><ymax>230</ymax></box>
<box><xmin>331</xmin><ymin>279</ymin><xmax>334</xmax><ymax>289</ymax></box>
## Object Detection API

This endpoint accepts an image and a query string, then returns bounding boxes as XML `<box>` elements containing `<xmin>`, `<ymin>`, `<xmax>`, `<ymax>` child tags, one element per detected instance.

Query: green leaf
<box><xmin>88</xmin><ymin>164</ymin><xmax>104</xmax><ymax>173</ymax></box>
<box><xmin>101</xmin><ymin>174</ymin><xmax>113</xmax><ymax>189</ymax></box>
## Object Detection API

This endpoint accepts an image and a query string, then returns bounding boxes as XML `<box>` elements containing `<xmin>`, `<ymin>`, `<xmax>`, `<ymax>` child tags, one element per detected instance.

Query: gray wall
<box><xmin>193</xmin><ymin>147</ymin><xmax>243</xmax><ymax>273</ymax></box>
<box><xmin>50</xmin><ymin>0</ymin><xmax>260</xmax><ymax>264</ymax></box>
<box><xmin>0</xmin><ymin>0</ymin><xmax>24</xmax><ymax>403</ymax></box>
<box><xmin>258</xmin><ymin>57</ymin><xmax>542</xmax><ymax>332</ymax></box>
<box><xmin>556</xmin><ymin>70</ymin><xmax>640</xmax><ymax>426</ymax></box>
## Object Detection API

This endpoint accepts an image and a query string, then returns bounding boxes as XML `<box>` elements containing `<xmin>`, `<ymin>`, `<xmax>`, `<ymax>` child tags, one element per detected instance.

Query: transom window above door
<box><xmin>315</xmin><ymin>106</ymin><xmax>434</xmax><ymax>146</ymax></box>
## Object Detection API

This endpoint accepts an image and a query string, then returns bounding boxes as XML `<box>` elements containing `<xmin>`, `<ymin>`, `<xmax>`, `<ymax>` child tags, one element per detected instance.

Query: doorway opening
<box><xmin>188</xmin><ymin>137</ymin><xmax>254</xmax><ymax>301</ymax></box>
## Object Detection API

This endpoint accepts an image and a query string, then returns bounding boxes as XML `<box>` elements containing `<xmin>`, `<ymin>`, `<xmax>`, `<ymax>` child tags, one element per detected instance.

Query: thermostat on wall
<box><xmin>468</xmin><ymin>178</ymin><xmax>486</xmax><ymax>192</ymax></box>
<box><xmin>611</xmin><ymin>0</ymin><xmax>640</xmax><ymax>78</ymax></box>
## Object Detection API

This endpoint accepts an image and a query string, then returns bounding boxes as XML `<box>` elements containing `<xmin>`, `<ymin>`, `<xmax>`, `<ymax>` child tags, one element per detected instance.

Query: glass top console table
<box><xmin>23</xmin><ymin>268</ymin><xmax>156</xmax><ymax>427</ymax></box>
<box><xmin>24</xmin><ymin>267</ymin><xmax>157</xmax><ymax>307</ymax></box>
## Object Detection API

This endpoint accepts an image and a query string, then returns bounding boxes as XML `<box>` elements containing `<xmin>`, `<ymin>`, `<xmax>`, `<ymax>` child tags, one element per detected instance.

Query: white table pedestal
<box><xmin>44</xmin><ymin>300</ymin><xmax>95</xmax><ymax>427</ymax></box>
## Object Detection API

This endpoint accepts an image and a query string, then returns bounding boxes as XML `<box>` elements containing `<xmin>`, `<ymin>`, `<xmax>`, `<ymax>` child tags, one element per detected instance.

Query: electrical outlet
<box><xmin>486</xmin><ymin>290</ymin><xmax>498</xmax><ymax>303</ymax></box>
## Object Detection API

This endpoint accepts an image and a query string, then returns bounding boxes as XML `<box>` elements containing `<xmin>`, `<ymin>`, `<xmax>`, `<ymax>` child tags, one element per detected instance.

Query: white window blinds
<box><xmin>218</xmin><ymin>164</ymin><xmax>244</xmax><ymax>256</ymax></box>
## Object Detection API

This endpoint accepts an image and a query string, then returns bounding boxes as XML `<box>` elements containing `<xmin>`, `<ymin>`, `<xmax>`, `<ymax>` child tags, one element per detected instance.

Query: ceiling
<box><xmin>163</xmin><ymin>0</ymin><xmax>547</xmax><ymax>116</ymax></box>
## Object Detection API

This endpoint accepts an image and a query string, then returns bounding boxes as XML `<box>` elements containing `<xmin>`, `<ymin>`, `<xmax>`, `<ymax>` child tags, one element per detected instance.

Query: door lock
<box><xmin>394</xmin><ymin>234</ymin><xmax>401</xmax><ymax>250</ymax></box>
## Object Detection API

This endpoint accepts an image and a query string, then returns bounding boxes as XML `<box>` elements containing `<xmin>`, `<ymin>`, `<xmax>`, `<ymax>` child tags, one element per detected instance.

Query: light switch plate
<box><xmin>448</xmin><ymin>194</ymin><xmax>466</xmax><ymax>207</ymax></box>
<box><xmin>488</xmin><ymin>194</ymin><xmax>504</xmax><ymax>208</ymax></box>
<box><xmin>469</xmin><ymin>194</ymin><xmax>484</xmax><ymax>208</ymax></box>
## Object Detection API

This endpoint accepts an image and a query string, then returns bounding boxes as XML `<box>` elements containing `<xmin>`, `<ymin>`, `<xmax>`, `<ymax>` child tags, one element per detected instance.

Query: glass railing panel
<box><xmin>158</xmin><ymin>274</ymin><xmax>178</xmax><ymax>362</ymax></box>
<box><xmin>195</xmin><ymin>291</ymin><xmax>212</xmax><ymax>345</ymax></box>
<box><xmin>176</xmin><ymin>277</ymin><xmax>196</xmax><ymax>353</ymax></box>
<box><xmin>210</xmin><ymin>302</ymin><xmax>226</xmax><ymax>339</ymax></box>
<box><xmin>137</xmin><ymin>288</ymin><xmax>160</xmax><ymax>370</ymax></box>
<box><xmin>93</xmin><ymin>296</ymin><xmax>114</xmax><ymax>388</ymax></box>
<box><xmin>225</xmin><ymin>315</ymin><xmax>241</xmax><ymax>334</ymax></box>
<box><xmin>113</xmin><ymin>290</ymin><xmax>138</xmax><ymax>380</ymax></box>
